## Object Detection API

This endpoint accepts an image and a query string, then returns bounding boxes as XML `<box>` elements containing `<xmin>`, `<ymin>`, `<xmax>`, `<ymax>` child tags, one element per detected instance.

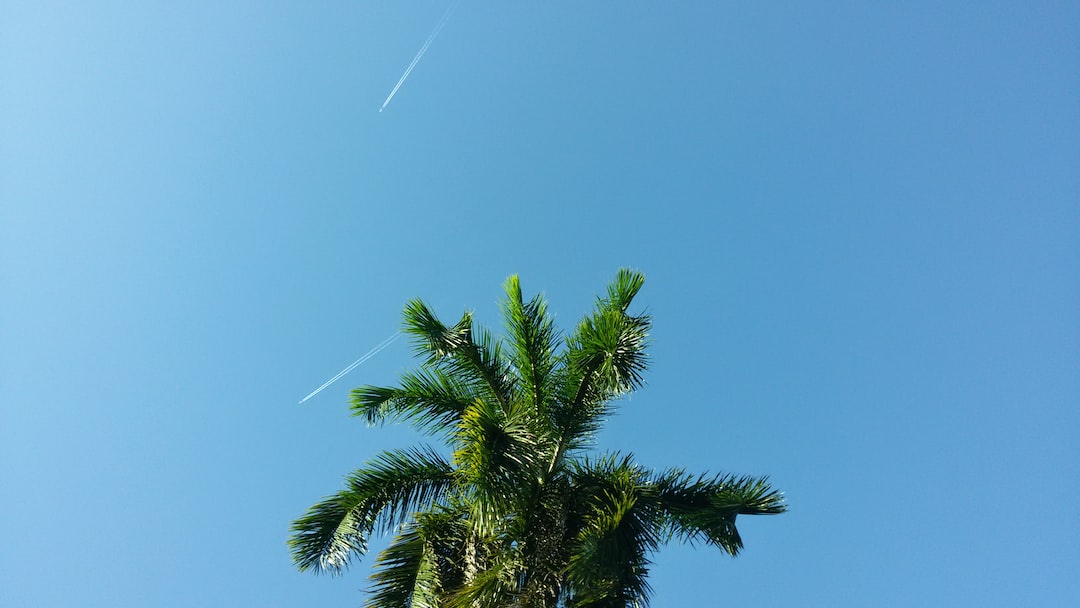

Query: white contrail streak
<box><xmin>299</xmin><ymin>331</ymin><xmax>401</xmax><ymax>404</ymax></box>
<box><xmin>379</xmin><ymin>0</ymin><xmax>461</xmax><ymax>112</ymax></box>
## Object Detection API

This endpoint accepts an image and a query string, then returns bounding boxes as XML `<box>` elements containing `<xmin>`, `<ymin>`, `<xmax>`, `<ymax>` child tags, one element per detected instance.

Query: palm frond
<box><xmin>446</xmin><ymin>546</ymin><xmax>524</xmax><ymax>608</ymax></box>
<box><xmin>571</xmin><ymin>308</ymin><xmax>650</xmax><ymax>398</ymax></box>
<box><xmin>401</xmin><ymin>299</ymin><xmax>472</xmax><ymax>362</ymax></box>
<box><xmin>566</xmin><ymin>453</ymin><xmax>658</xmax><ymax>608</ymax></box>
<box><xmin>501</xmin><ymin>275</ymin><xmax>559</xmax><ymax>419</ymax></box>
<box><xmin>602</xmin><ymin>268</ymin><xmax>646</xmax><ymax>315</ymax></box>
<box><xmin>350</xmin><ymin>367</ymin><xmax>479</xmax><ymax>436</ymax></box>
<box><xmin>448</xmin><ymin>323</ymin><xmax>515</xmax><ymax>411</ymax></box>
<box><xmin>288</xmin><ymin>488</ymin><xmax>372</xmax><ymax>574</ymax></box>
<box><xmin>367</xmin><ymin>524</ymin><xmax>441</xmax><ymax>608</ymax></box>
<box><xmin>653</xmin><ymin>469</ymin><xmax>786</xmax><ymax>556</ymax></box>
<box><xmin>289</xmin><ymin>447</ymin><xmax>457</xmax><ymax>574</ymax></box>
<box><xmin>402</xmin><ymin>298</ymin><xmax>515</xmax><ymax>412</ymax></box>
<box><xmin>367</xmin><ymin>508</ymin><xmax>471</xmax><ymax>608</ymax></box>
<box><xmin>454</xmin><ymin>397</ymin><xmax>544</xmax><ymax>529</ymax></box>
<box><xmin>358</xmin><ymin>448</ymin><xmax>461</xmax><ymax>535</ymax></box>
<box><xmin>554</xmin><ymin>269</ymin><xmax>650</xmax><ymax>455</ymax></box>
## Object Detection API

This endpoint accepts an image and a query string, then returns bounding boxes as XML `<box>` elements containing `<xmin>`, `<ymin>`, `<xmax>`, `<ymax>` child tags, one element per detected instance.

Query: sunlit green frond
<box><xmin>653</xmin><ymin>469</ymin><xmax>786</xmax><ymax>556</ymax></box>
<box><xmin>288</xmin><ymin>488</ymin><xmax>372</xmax><ymax>574</ymax></box>
<box><xmin>554</xmin><ymin>271</ymin><xmax>650</xmax><ymax>455</ymax></box>
<box><xmin>572</xmin><ymin>308</ymin><xmax>650</xmax><ymax>398</ymax></box>
<box><xmin>368</xmin><ymin>507</ymin><xmax>473</xmax><ymax>608</ymax></box>
<box><xmin>454</xmin><ymin>397</ymin><xmax>543</xmax><ymax>528</ymax></box>
<box><xmin>367</xmin><ymin>524</ymin><xmax>441</xmax><ymax>608</ymax></box>
<box><xmin>402</xmin><ymin>298</ymin><xmax>515</xmax><ymax>412</ymax></box>
<box><xmin>356</xmin><ymin>448</ymin><xmax>460</xmax><ymax>535</ymax></box>
<box><xmin>601</xmin><ymin>268</ymin><xmax>646</xmax><ymax>315</ymax></box>
<box><xmin>501</xmin><ymin>275</ymin><xmax>559</xmax><ymax>419</ymax></box>
<box><xmin>289</xmin><ymin>447</ymin><xmax>457</xmax><ymax>575</ymax></box>
<box><xmin>447</xmin><ymin>323</ymin><xmax>515</xmax><ymax>411</ymax></box>
<box><xmin>351</xmin><ymin>368</ymin><xmax>480</xmax><ymax>436</ymax></box>
<box><xmin>401</xmin><ymin>299</ymin><xmax>473</xmax><ymax>362</ymax></box>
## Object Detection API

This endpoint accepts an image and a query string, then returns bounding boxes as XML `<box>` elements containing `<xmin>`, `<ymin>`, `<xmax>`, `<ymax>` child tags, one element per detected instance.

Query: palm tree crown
<box><xmin>290</xmin><ymin>269</ymin><xmax>785</xmax><ymax>608</ymax></box>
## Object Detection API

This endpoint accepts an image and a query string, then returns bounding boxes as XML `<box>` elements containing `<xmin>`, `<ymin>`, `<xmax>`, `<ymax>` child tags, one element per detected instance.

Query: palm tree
<box><xmin>290</xmin><ymin>269</ymin><xmax>785</xmax><ymax>608</ymax></box>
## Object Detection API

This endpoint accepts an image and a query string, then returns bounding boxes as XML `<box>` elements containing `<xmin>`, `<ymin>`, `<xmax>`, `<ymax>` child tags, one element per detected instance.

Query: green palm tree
<box><xmin>290</xmin><ymin>269</ymin><xmax>785</xmax><ymax>608</ymax></box>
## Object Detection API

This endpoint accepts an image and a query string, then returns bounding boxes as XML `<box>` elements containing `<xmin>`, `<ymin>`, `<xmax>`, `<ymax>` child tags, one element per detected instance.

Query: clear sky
<box><xmin>2</xmin><ymin>2</ymin><xmax>1077</xmax><ymax>606</ymax></box>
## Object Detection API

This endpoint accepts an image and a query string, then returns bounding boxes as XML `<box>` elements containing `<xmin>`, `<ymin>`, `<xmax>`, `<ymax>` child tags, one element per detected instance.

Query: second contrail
<box><xmin>379</xmin><ymin>0</ymin><xmax>461</xmax><ymax>112</ymax></box>
<box><xmin>299</xmin><ymin>331</ymin><xmax>401</xmax><ymax>404</ymax></box>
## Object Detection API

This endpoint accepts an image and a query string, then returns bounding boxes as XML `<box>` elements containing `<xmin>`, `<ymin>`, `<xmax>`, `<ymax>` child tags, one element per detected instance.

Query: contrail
<box><xmin>299</xmin><ymin>331</ymin><xmax>401</xmax><ymax>404</ymax></box>
<box><xmin>379</xmin><ymin>0</ymin><xmax>461</xmax><ymax>112</ymax></box>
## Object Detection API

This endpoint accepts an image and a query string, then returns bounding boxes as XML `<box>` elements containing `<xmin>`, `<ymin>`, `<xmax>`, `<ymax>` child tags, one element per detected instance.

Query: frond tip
<box><xmin>288</xmin><ymin>490</ymin><xmax>370</xmax><ymax>574</ymax></box>
<box><xmin>288</xmin><ymin>447</ymin><xmax>457</xmax><ymax>575</ymax></box>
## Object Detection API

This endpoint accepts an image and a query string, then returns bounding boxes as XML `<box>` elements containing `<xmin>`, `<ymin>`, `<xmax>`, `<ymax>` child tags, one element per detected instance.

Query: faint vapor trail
<box><xmin>299</xmin><ymin>332</ymin><xmax>401</xmax><ymax>404</ymax></box>
<box><xmin>379</xmin><ymin>0</ymin><xmax>461</xmax><ymax>112</ymax></box>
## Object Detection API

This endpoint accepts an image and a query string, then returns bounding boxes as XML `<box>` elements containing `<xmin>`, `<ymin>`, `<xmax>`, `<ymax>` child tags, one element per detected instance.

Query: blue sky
<box><xmin>2</xmin><ymin>1</ymin><xmax>1077</xmax><ymax>606</ymax></box>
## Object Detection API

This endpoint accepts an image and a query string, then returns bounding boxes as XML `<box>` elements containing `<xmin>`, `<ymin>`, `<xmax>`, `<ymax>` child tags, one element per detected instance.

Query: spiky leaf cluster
<box><xmin>290</xmin><ymin>269</ymin><xmax>785</xmax><ymax>608</ymax></box>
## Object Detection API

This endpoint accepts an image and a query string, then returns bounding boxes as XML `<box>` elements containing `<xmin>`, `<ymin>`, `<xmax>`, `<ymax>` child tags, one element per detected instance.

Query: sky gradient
<box><xmin>2</xmin><ymin>2</ymin><xmax>1078</xmax><ymax>606</ymax></box>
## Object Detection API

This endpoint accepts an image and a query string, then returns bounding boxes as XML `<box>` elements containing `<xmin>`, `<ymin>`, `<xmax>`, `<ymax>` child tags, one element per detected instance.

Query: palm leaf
<box><xmin>401</xmin><ymin>299</ymin><xmax>472</xmax><ymax>362</ymax></box>
<box><xmin>351</xmin><ymin>367</ymin><xmax>480</xmax><ymax>436</ymax></box>
<box><xmin>554</xmin><ymin>269</ymin><xmax>650</xmax><ymax>456</ymax></box>
<box><xmin>289</xmin><ymin>447</ymin><xmax>457</xmax><ymax>574</ymax></box>
<box><xmin>367</xmin><ymin>524</ymin><xmax>440</xmax><ymax>608</ymax></box>
<box><xmin>288</xmin><ymin>488</ymin><xmax>372</xmax><ymax>574</ymax></box>
<box><xmin>566</xmin><ymin>453</ymin><xmax>659</xmax><ymax>608</ymax></box>
<box><xmin>454</xmin><ymin>397</ymin><xmax>544</xmax><ymax>530</ymax></box>
<box><xmin>403</xmin><ymin>298</ymin><xmax>515</xmax><ymax>412</ymax></box>
<box><xmin>446</xmin><ymin>546</ymin><xmax>523</xmax><ymax>608</ymax></box>
<box><xmin>654</xmin><ymin>469</ymin><xmax>786</xmax><ymax>556</ymax></box>
<box><xmin>501</xmin><ymin>275</ymin><xmax>559</xmax><ymax>419</ymax></box>
<box><xmin>368</xmin><ymin>507</ymin><xmax>472</xmax><ymax>608</ymax></box>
